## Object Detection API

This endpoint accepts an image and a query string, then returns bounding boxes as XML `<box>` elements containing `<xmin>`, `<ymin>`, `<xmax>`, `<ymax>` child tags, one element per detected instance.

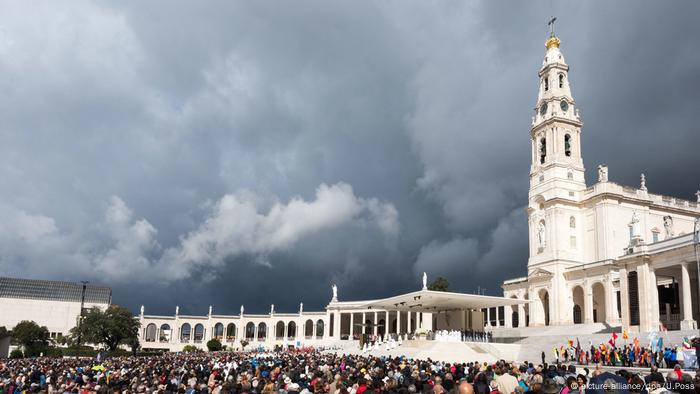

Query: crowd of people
<box><xmin>547</xmin><ymin>338</ymin><xmax>700</xmax><ymax>370</ymax></box>
<box><xmin>1</xmin><ymin>349</ymin><xmax>699</xmax><ymax>394</ymax></box>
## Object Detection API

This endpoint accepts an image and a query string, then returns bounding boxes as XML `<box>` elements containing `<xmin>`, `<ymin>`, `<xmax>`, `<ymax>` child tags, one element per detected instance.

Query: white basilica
<box><xmin>501</xmin><ymin>32</ymin><xmax>700</xmax><ymax>334</ymax></box>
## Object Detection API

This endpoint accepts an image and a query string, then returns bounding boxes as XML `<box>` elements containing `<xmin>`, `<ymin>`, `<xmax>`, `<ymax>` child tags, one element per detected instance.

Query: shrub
<box><xmin>10</xmin><ymin>349</ymin><xmax>24</xmax><ymax>359</ymax></box>
<box><xmin>182</xmin><ymin>345</ymin><xmax>199</xmax><ymax>353</ymax></box>
<box><xmin>206</xmin><ymin>339</ymin><xmax>222</xmax><ymax>352</ymax></box>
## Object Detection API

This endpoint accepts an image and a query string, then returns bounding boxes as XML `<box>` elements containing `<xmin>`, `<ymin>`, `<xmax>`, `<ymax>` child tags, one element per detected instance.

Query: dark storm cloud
<box><xmin>0</xmin><ymin>1</ymin><xmax>698</xmax><ymax>315</ymax></box>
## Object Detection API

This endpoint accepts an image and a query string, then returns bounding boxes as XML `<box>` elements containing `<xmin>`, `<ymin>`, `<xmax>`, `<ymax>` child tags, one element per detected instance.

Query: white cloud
<box><xmin>160</xmin><ymin>182</ymin><xmax>399</xmax><ymax>279</ymax></box>
<box><xmin>0</xmin><ymin>184</ymin><xmax>399</xmax><ymax>283</ymax></box>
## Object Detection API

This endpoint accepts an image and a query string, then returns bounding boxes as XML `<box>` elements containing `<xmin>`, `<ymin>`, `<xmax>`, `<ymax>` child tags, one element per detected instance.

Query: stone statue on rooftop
<box><xmin>422</xmin><ymin>272</ymin><xmax>427</xmax><ymax>290</ymax></box>
<box><xmin>598</xmin><ymin>165</ymin><xmax>608</xmax><ymax>183</ymax></box>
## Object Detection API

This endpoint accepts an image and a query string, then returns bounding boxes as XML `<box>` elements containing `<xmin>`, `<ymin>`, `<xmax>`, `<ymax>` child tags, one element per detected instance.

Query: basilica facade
<box><xmin>501</xmin><ymin>33</ymin><xmax>700</xmax><ymax>333</ymax></box>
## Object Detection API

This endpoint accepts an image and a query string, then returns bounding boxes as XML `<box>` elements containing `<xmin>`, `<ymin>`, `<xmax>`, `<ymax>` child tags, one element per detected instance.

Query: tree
<box><xmin>0</xmin><ymin>326</ymin><xmax>9</xmax><ymax>339</ymax></box>
<box><xmin>182</xmin><ymin>345</ymin><xmax>199</xmax><ymax>353</ymax></box>
<box><xmin>240</xmin><ymin>339</ymin><xmax>249</xmax><ymax>350</ymax></box>
<box><xmin>11</xmin><ymin>321</ymin><xmax>50</xmax><ymax>356</ymax></box>
<box><xmin>428</xmin><ymin>277</ymin><xmax>450</xmax><ymax>292</ymax></box>
<box><xmin>207</xmin><ymin>339</ymin><xmax>222</xmax><ymax>352</ymax></box>
<box><xmin>69</xmin><ymin>305</ymin><xmax>140</xmax><ymax>352</ymax></box>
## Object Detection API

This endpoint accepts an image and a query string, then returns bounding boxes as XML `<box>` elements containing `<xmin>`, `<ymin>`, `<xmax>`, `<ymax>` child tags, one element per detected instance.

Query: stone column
<box><xmin>648</xmin><ymin>268</ymin><xmax>660</xmax><ymax>330</ymax></box>
<box><xmin>407</xmin><ymin>311</ymin><xmax>412</xmax><ymax>333</ymax></box>
<box><xmin>373</xmin><ymin>311</ymin><xmax>378</xmax><ymax>336</ymax></box>
<box><xmin>486</xmin><ymin>307</ymin><xmax>491</xmax><ymax>327</ymax></box>
<box><xmin>384</xmin><ymin>310</ymin><xmax>391</xmax><ymax>338</ymax></box>
<box><xmin>584</xmin><ymin>280</ymin><xmax>594</xmax><ymax>324</ymax></box>
<box><xmin>680</xmin><ymin>262</ymin><xmax>698</xmax><ymax>330</ymax></box>
<box><xmin>619</xmin><ymin>267</ymin><xmax>630</xmax><ymax>328</ymax></box>
<box><xmin>504</xmin><ymin>306</ymin><xmax>513</xmax><ymax>328</ymax></box>
<box><xmin>333</xmin><ymin>311</ymin><xmax>341</xmax><ymax>339</ymax></box>
<box><xmin>518</xmin><ymin>303</ymin><xmax>525</xmax><ymax>328</ymax></box>
<box><xmin>495</xmin><ymin>307</ymin><xmax>501</xmax><ymax>327</ymax></box>
<box><xmin>636</xmin><ymin>263</ymin><xmax>654</xmax><ymax>332</ymax></box>
<box><xmin>362</xmin><ymin>312</ymin><xmax>367</xmax><ymax>335</ymax></box>
<box><xmin>397</xmin><ymin>310</ymin><xmax>402</xmax><ymax>335</ymax></box>
<box><xmin>349</xmin><ymin>312</ymin><xmax>354</xmax><ymax>339</ymax></box>
<box><xmin>605</xmin><ymin>275</ymin><xmax>620</xmax><ymax>324</ymax></box>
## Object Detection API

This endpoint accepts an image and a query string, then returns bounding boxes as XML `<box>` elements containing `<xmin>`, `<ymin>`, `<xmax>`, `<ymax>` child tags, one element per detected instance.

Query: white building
<box><xmin>0</xmin><ymin>277</ymin><xmax>112</xmax><ymax>341</ymax></box>
<box><xmin>138</xmin><ymin>285</ymin><xmax>523</xmax><ymax>352</ymax></box>
<box><xmin>500</xmin><ymin>31</ymin><xmax>700</xmax><ymax>334</ymax></box>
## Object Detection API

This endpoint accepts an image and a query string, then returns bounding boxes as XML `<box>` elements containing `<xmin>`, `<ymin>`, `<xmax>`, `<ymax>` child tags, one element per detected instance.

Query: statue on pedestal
<box><xmin>299</xmin><ymin>302</ymin><xmax>304</xmax><ymax>314</ymax></box>
<box><xmin>597</xmin><ymin>165</ymin><xmax>608</xmax><ymax>183</ymax></box>
<box><xmin>270</xmin><ymin>304</ymin><xmax>275</xmax><ymax>315</ymax></box>
<box><xmin>537</xmin><ymin>221</ymin><xmax>546</xmax><ymax>249</ymax></box>
<box><xmin>331</xmin><ymin>284</ymin><xmax>338</xmax><ymax>300</ymax></box>
<box><xmin>640</xmin><ymin>174</ymin><xmax>647</xmax><ymax>191</ymax></box>
<box><xmin>422</xmin><ymin>272</ymin><xmax>427</xmax><ymax>290</ymax></box>
<box><xmin>630</xmin><ymin>211</ymin><xmax>641</xmax><ymax>240</ymax></box>
<box><xmin>663</xmin><ymin>216</ymin><xmax>674</xmax><ymax>239</ymax></box>
<box><xmin>240</xmin><ymin>305</ymin><xmax>244</xmax><ymax>316</ymax></box>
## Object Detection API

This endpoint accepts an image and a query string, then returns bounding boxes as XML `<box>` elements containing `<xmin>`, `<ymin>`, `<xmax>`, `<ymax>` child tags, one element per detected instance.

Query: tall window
<box><xmin>569</xmin><ymin>216</ymin><xmax>576</xmax><ymax>228</ymax></box>
<box><xmin>539</xmin><ymin>138</ymin><xmax>546</xmax><ymax>164</ymax></box>
<box><xmin>559</xmin><ymin>74</ymin><xmax>564</xmax><ymax>88</ymax></box>
<box><xmin>564</xmin><ymin>134</ymin><xmax>572</xmax><ymax>157</ymax></box>
<box><xmin>544</xmin><ymin>77</ymin><xmax>549</xmax><ymax>91</ymax></box>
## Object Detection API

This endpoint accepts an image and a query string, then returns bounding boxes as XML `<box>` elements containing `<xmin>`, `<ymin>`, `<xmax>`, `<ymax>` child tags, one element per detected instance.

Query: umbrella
<box><xmin>587</xmin><ymin>372</ymin><xmax>629</xmax><ymax>394</ymax></box>
<box><xmin>91</xmin><ymin>365</ymin><xmax>106</xmax><ymax>372</ymax></box>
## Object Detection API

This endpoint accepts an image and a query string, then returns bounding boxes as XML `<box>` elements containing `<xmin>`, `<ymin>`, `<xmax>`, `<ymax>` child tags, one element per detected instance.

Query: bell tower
<box><xmin>529</xmin><ymin>26</ymin><xmax>585</xmax><ymax>197</ymax></box>
<box><xmin>525</xmin><ymin>23</ymin><xmax>587</xmax><ymax>326</ymax></box>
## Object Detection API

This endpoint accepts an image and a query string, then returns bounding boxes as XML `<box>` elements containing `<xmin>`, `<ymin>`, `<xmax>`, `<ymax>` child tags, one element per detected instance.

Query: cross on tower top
<box><xmin>548</xmin><ymin>16</ymin><xmax>557</xmax><ymax>37</ymax></box>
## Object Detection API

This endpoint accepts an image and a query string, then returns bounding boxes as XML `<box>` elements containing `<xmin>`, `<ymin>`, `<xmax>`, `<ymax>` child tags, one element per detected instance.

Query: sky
<box><xmin>0</xmin><ymin>1</ymin><xmax>699</xmax><ymax>316</ymax></box>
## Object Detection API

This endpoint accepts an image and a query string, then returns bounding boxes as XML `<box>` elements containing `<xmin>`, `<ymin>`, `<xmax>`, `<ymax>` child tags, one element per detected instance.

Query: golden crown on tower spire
<box><xmin>545</xmin><ymin>35</ymin><xmax>560</xmax><ymax>49</ymax></box>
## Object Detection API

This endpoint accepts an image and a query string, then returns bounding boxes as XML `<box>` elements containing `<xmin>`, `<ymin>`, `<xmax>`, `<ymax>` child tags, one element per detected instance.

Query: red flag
<box><xmin>612</xmin><ymin>331</ymin><xmax>618</xmax><ymax>341</ymax></box>
<box><xmin>608</xmin><ymin>339</ymin><xmax>615</xmax><ymax>348</ymax></box>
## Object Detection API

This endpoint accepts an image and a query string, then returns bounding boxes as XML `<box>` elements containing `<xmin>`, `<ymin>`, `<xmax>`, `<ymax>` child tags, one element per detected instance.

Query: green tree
<box><xmin>182</xmin><ymin>345</ymin><xmax>199</xmax><ymax>353</ymax></box>
<box><xmin>206</xmin><ymin>339</ymin><xmax>222</xmax><ymax>352</ymax></box>
<box><xmin>11</xmin><ymin>321</ymin><xmax>50</xmax><ymax>356</ymax></box>
<box><xmin>69</xmin><ymin>305</ymin><xmax>140</xmax><ymax>352</ymax></box>
<box><xmin>428</xmin><ymin>277</ymin><xmax>450</xmax><ymax>292</ymax></box>
<box><xmin>0</xmin><ymin>326</ymin><xmax>9</xmax><ymax>339</ymax></box>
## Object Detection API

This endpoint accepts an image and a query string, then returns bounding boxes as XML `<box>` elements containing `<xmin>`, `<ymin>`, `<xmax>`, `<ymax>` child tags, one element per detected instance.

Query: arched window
<box><xmin>145</xmin><ymin>323</ymin><xmax>157</xmax><ymax>342</ymax></box>
<box><xmin>226</xmin><ymin>323</ymin><xmax>236</xmax><ymax>341</ymax></box>
<box><xmin>316</xmin><ymin>319</ymin><xmax>324</xmax><ymax>338</ymax></box>
<box><xmin>287</xmin><ymin>321</ymin><xmax>296</xmax><ymax>339</ymax></box>
<box><xmin>257</xmin><ymin>323</ymin><xmax>267</xmax><ymax>340</ymax></box>
<box><xmin>564</xmin><ymin>134</ymin><xmax>572</xmax><ymax>157</ymax></box>
<box><xmin>245</xmin><ymin>322</ymin><xmax>255</xmax><ymax>340</ymax></box>
<box><xmin>276</xmin><ymin>321</ymin><xmax>285</xmax><ymax>339</ymax></box>
<box><xmin>559</xmin><ymin>74</ymin><xmax>564</xmax><ymax>88</ymax></box>
<box><xmin>180</xmin><ymin>323</ymin><xmax>191</xmax><ymax>342</ymax></box>
<box><xmin>544</xmin><ymin>77</ymin><xmax>549</xmax><ymax>91</ymax></box>
<box><xmin>539</xmin><ymin>138</ymin><xmax>547</xmax><ymax>164</ymax></box>
<box><xmin>159</xmin><ymin>324</ymin><xmax>171</xmax><ymax>342</ymax></box>
<box><xmin>193</xmin><ymin>324</ymin><xmax>204</xmax><ymax>342</ymax></box>
<box><xmin>213</xmin><ymin>323</ymin><xmax>224</xmax><ymax>339</ymax></box>
<box><xmin>570</xmin><ymin>216</ymin><xmax>576</xmax><ymax>228</ymax></box>
<box><xmin>305</xmin><ymin>319</ymin><xmax>314</xmax><ymax>338</ymax></box>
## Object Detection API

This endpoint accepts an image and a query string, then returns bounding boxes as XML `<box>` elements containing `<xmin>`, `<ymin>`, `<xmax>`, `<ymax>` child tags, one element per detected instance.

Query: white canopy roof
<box><xmin>362</xmin><ymin>289</ymin><xmax>528</xmax><ymax>313</ymax></box>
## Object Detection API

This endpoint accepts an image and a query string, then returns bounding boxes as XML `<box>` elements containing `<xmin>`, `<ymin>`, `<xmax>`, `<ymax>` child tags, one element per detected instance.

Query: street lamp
<box><xmin>76</xmin><ymin>281</ymin><xmax>89</xmax><ymax>358</ymax></box>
